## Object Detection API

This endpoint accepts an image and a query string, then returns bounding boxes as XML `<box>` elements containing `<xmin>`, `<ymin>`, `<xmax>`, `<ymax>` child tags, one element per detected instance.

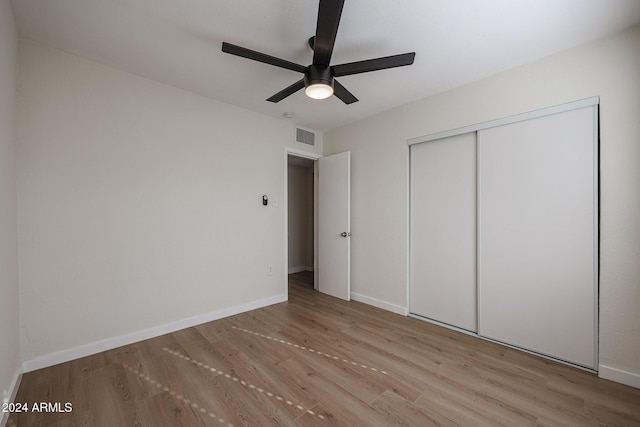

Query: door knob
<box><xmin>340</xmin><ymin>232</ymin><xmax>351</xmax><ymax>237</ymax></box>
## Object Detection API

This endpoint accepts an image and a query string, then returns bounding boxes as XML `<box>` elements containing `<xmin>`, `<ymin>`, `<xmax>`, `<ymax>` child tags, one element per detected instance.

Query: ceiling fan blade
<box><xmin>312</xmin><ymin>0</ymin><xmax>345</xmax><ymax>66</ymax></box>
<box><xmin>266</xmin><ymin>79</ymin><xmax>305</xmax><ymax>103</ymax></box>
<box><xmin>222</xmin><ymin>42</ymin><xmax>306</xmax><ymax>73</ymax></box>
<box><xmin>333</xmin><ymin>79</ymin><xmax>358</xmax><ymax>104</ymax></box>
<box><xmin>333</xmin><ymin>52</ymin><xmax>416</xmax><ymax>77</ymax></box>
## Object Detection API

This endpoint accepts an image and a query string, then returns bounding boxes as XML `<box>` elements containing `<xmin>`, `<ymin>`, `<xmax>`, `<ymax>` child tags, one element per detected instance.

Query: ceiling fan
<box><xmin>221</xmin><ymin>0</ymin><xmax>415</xmax><ymax>104</ymax></box>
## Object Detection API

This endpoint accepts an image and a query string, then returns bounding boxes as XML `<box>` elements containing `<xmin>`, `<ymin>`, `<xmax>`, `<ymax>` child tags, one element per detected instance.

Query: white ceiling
<box><xmin>10</xmin><ymin>0</ymin><xmax>640</xmax><ymax>131</ymax></box>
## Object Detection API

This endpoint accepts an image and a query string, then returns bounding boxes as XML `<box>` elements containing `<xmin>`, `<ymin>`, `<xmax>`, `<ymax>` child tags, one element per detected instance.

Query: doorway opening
<box><xmin>286</xmin><ymin>153</ymin><xmax>317</xmax><ymax>295</ymax></box>
<box><xmin>285</xmin><ymin>148</ymin><xmax>350</xmax><ymax>301</ymax></box>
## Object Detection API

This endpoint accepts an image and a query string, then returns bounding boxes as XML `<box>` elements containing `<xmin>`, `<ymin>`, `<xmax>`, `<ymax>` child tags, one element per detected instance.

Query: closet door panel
<box><xmin>478</xmin><ymin>106</ymin><xmax>596</xmax><ymax>368</ymax></box>
<box><xmin>410</xmin><ymin>133</ymin><xmax>477</xmax><ymax>332</ymax></box>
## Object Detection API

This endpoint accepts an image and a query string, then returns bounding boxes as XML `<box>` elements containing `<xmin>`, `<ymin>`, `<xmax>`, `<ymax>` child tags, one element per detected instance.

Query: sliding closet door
<box><xmin>478</xmin><ymin>106</ymin><xmax>597</xmax><ymax>369</ymax></box>
<box><xmin>410</xmin><ymin>133</ymin><xmax>477</xmax><ymax>332</ymax></box>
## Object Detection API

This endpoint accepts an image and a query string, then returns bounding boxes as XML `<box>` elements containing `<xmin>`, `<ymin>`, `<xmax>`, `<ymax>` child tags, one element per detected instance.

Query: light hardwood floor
<box><xmin>8</xmin><ymin>274</ymin><xmax>640</xmax><ymax>426</ymax></box>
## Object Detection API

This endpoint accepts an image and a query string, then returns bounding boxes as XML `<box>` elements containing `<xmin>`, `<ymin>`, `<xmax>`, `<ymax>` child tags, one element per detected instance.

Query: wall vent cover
<box><xmin>296</xmin><ymin>128</ymin><xmax>315</xmax><ymax>146</ymax></box>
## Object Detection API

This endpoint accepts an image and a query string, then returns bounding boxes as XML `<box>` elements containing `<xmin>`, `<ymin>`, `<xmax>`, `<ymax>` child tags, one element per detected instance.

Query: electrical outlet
<box><xmin>267</xmin><ymin>265</ymin><xmax>273</xmax><ymax>276</ymax></box>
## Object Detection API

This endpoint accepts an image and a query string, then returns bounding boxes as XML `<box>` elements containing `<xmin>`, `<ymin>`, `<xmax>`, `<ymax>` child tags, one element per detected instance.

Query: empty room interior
<box><xmin>2</xmin><ymin>0</ymin><xmax>640</xmax><ymax>425</ymax></box>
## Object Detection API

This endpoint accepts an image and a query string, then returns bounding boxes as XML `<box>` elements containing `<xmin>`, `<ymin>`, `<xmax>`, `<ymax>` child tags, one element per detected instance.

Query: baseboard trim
<box><xmin>1</xmin><ymin>364</ymin><xmax>22</xmax><ymax>427</ymax></box>
<box><xmin>22</xmin><ymin>294</ymin><xmax>287</xmax><ymax>373</ymax></box>
<box><xmin>350</xmin><ymin>292</ymin><xmax>408</xmax><ymax>316</ymax></box>
<box><xmin>599</xmin><ymin>364</ymin><xmax>640</xmax><ymax>389</ymax></box>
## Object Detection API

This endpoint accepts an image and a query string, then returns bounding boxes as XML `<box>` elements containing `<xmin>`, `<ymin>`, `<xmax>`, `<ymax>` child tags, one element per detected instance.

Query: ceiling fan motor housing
<box><xmin>304</xmin><ymin>64</ymin><xmax>334</xmax><ymax>89</ymax></box>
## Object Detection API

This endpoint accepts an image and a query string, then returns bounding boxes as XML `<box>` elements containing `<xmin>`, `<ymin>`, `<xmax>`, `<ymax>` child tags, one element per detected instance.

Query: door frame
<box><xmin>284</xmin><ymin>147</ymin><xmax>321</xmax><ymax>300</ymax></box>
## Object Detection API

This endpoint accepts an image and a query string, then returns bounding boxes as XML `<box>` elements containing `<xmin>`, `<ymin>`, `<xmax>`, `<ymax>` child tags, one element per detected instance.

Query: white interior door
<box><xmin>478</xmin><ymin>106</ymin><xmax>597</xmax><ymax>369</ymax></box>
<box><xmin>318</xmin><ymin>151</ymin><xmax>350</xmax><ymax>300</ymax></box>
<box><xmin>410</xmin><ymin>133</ymin><xmax>477</xmax><ymax>332</ymax></box>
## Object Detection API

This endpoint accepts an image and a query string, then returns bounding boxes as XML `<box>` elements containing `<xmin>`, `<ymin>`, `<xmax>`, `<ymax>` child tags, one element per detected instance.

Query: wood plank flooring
<box><xmin>8</xmin><ymin>273</ymin><xmax>640</xmax><ymax>426</ymax></box>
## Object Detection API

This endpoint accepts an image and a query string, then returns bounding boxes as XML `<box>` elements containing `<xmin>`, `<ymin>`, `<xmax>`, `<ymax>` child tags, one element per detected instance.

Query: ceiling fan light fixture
<box><xmin>304</xmin><ymin>64</ymin><xmax>334</xmax><ymax>100</ymax></box>
<box><xmin>305</xmin><ymin>82</ymin><xmax>334</xmax><ymax>99</ymax></box>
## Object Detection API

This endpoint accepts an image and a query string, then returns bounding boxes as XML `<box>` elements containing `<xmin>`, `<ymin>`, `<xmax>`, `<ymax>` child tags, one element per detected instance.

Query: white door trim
<box><xmin>407</xmin><ymin>96</ymin><xmax>599</xmax><ymax>145</ymax></box>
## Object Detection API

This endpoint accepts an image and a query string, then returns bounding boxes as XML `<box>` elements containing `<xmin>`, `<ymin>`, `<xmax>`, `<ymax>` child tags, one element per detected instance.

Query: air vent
<box><xmin>296</xmin><ymin>128</ymin><xmax>315</xmax><ymax>146</ymax></box>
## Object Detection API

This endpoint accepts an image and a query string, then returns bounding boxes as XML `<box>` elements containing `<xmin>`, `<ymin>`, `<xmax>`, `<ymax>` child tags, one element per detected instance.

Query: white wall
<box><xmin>323</xmin><ymin>108</ymin><xmax>408</xmax><ymax>311</ymax></box>
<box><xmin>0</xmin><ymin>0</ymin><xmax>21</xmax><ymax>415</ymax></box>
<box><xmin>325</xmin><ymin>24</ymin><xmax>640</xmax><ymax>386</ymax></box>
<box><xmin>287</xmin><ymin>163</ymin><xmax>313</xmax><ymax>273</ymax></box>
<box><xmin>16</xmin><ymin>41</ymin><xmax>321</xmax><ymax>367</ymax></box>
